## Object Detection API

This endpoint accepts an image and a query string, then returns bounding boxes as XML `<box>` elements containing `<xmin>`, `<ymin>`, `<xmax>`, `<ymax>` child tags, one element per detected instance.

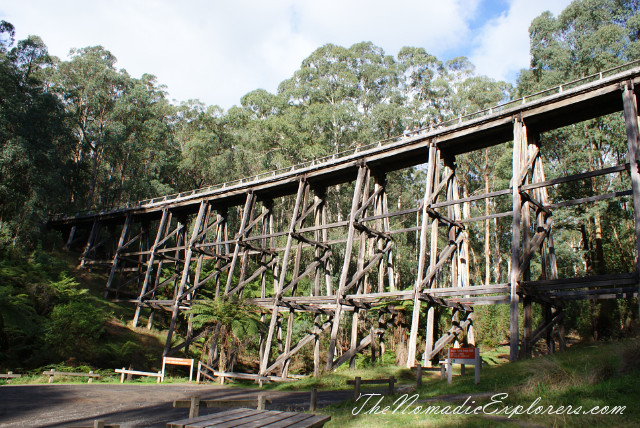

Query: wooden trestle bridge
<box><xmin>50</xmin><ymin>61</ymin><xmax>640</xmax><ymax>381</ymax></box>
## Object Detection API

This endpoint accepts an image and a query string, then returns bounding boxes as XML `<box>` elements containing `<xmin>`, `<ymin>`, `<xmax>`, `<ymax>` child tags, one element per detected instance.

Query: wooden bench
<box><xmin>0</xmin><ymin>372</ymin><xmax>22</xmax><ymax>384</ymax></box>
<box><xmin>166</xmin><ymin>408</ymin><xmax>330</xmax><ymax>428</ymax></box>
<box><xmin>347</xmin><ymin>376</ymin><xmax>395</xmax><ymax>399</ymax></box>
<box><xmin>43</xmin><ymin>369</ymin><xmax>101</xmax><ymax>384</ymax></box>
<box><xmin>173</xmin><ymin>395</ymin><xmax>272</xmax><ymax>418</ymax></box>
<box><xmin>115</xmin><ymin>367</ymin><xmax>162</xmax><ymax>383</ymax></box>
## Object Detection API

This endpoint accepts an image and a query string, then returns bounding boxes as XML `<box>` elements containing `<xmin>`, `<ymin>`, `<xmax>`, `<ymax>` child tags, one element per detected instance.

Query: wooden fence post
<box><xmin>388</xmin><ymin>376</ymin><xmax>395</xmax><ymax>395</ymax></box>
<box><xmin>93</xmin><ymin>421</ymin><xmax>105</xmax><ymax>428</ymax></box>
<box><xmin>189</xmin><ymin>396</ymin><xmax>200</xmax><ymax>418</ymax></box>
<box><xmin>416</xmin><ymin>365</ymin><xmax>422</xmax><ymax>388</ymax></box>
<box><xmin>354</xmin><ymin>376</ymin><xmax>361</xmax><ymax>400</ymax></box>
<box><xmin>257</xmin><ymin>394</ymin><xmax>266</xmax><ymax>410</ymax></box>
<box><xmin>310</xmin><ymin>388</ymin><xmax>317</xmax><ymax>412</ymax></box>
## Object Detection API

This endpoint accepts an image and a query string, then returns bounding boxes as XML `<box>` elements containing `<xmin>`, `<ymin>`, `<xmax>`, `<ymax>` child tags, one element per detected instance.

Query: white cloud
<box><xmin>469</xmin><ymin>0</ymin><xmax>573</xmax><ymax>83</ymax></box>
<box><xmin>1</xmin><ymin>0</ymin><xmax>573</xmax><ymax>109</ymax></box>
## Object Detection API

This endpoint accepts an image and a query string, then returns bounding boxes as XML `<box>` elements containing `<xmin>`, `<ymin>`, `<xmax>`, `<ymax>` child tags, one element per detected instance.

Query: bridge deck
<box><xmin>50</xmin><ymin>62</ymin><xmax>640</xmax><ymax>227</ymax></box>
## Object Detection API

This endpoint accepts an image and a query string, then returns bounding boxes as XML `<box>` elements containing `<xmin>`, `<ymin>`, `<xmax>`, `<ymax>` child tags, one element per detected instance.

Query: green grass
<box><xmin>320</xmin><ymin>338</ymin><xmax>640</xmax><ymax>427</ymax></box>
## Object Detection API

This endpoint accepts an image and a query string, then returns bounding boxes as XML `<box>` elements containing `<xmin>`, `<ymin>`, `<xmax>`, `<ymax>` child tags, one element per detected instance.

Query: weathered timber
<box><xmin>51</xmin><ymin>62</ymin><xmax>640</xmax><ymax>381</ymax></box>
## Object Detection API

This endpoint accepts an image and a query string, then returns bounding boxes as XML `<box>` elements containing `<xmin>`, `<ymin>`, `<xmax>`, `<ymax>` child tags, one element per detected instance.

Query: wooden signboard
<box><xmin>446</xmin><ymin>347</ymin><xmax>481</xmax><ymax>385</ymax></box>
<box><xmin>162</xmin><ymin>357</ymin><xmax>195</xmax><ymax>382</ymax></box>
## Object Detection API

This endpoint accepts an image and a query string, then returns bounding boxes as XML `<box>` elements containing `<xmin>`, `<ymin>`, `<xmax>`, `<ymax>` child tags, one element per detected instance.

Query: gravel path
<box><xmin>0</xmin><ymin>383</ymin><xmax>354</xmax><ymax>427</ymax></box>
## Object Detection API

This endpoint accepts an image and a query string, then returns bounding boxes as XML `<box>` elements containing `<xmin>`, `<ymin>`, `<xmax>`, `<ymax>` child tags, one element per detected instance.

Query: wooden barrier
<box><xmin>43</xmin><ymin>370</ymin><xmax>100</xmax><ymax>384</ymax></box>
<box><xmin>0</xmin><ymin>371</ymin><xmax>22</xmax><ymax>384</ymax></box>
<box><xmin>173</xmin><ymin>394</ymin><xmax>271</xmax><ymax>418</ymax></box>
<box><xmin>195</xmin><ymin>360</ymin><xmax>301</xmax><ymax>384</ymax></box>
<box><xmin>114</xmin><ymin>368</ymin><xmax>162</xmax><ymax>383</ymax></box>
<box><xmin>347</xmin><ymin>376</ymin><xmax>395</xmax><ymax>399</ymax></box>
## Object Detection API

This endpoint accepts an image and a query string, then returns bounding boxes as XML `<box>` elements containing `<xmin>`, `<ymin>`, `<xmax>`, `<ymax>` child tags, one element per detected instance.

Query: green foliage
<box><xmin>190</xmin><ymin>296</ymin><xmax>264</xmax><ymax>339</ymax></box>
<box><xmin>44</xmin><ymin>301</ymin><xmax>107</xmax><ymax>361</ymax></box>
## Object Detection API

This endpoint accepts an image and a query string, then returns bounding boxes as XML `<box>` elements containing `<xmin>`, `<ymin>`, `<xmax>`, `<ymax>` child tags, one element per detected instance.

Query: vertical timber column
<box><xmin>260</xmin><ymin>178</ymin><xmax>307</xmax><ymax>375</ymax></box>
<box><xmin>522</xmin><ymin>129</ymin><xmax>533</xmax><ymax>359</ymax></box>
<box><xmin>450</xmin><ymin>164</ymin><xmax>473</xmax><ymax>345</ymax></box>
<box><xmin>163</xmin><ymin>201</ymin><xmax>208</xmax><ymax>356</ymax></box>
<box><xmin>282</xmin><ymin>182</ymin><xmax>310</xmax><ymax>378</ymax></box>
<box><xmin>327</xmin><ymin>164</ymin><xmax>367</xmax><ymax>370</ymax></box>
<box><xmin>423</xmin><ymin>147</ymin><xmax>442</xmax><ymax>367</ymax></box>
<box><xmin>259</xmin><ymin>200</ymin><xmax>273</xmax><ymax>368</ymax></box>
<box><xmin>105</xmin><ymin>214</ymin><xmax>132</xmax><ymax>298</ymax></box>
<box><xmin>224</xmin><ymin>192</ymin><xmax>256</xmax><ymax>295</ymax></box>
<box><xmin>444</xmin><ymin>157</ymin><xmax>462</xmax><ymax>351</ymax></box>
<box><xmin>133</xmin><ymin>209</ymin><xmax>169</xmax><ymax>328</ymax></box>
<box><xmin>79</xmin><ymin>218</ymin><xmax>100</xmax><ymax>268</ymax></box>
<box><xmin>532</xmin><ymin>137</ymin><xmax>563</xmax><ymax>352</ymax></box>
<box><xmin>313</xmin><ymin>188</ymin><xmax>329</xmax><ymax>377</ymax></box>
<box><xmin>622</xmin><ymin>82</ymin><xmax>640</xmax><ymax>319</ymax></box>
<box><xmin>444</xmin><ymin>157</ymin><xmax>458</xmax><ymax>289</ymax></box>
<box><xmin>214</xmin><ymin>208</ymin><xmax>228</xmax><ymax>299</ymax></box>
<box><xmin>407</xmin><ymin>144</ymin><xmax>437</xmax><ymax>368</ymax></box>
<box><xmin>350</xmin><ymin>168</ymin><xmax>371</xmax><ymax>369</ymax></box>
<box><xmin>510</xmin><ymin>116</ymin><xmax>525</xmax><ymax>362</ymax></box>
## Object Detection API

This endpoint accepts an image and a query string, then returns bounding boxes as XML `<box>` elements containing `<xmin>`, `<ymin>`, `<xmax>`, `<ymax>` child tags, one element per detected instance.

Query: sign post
<box><xmin>446</xmin><ymin>348</ymin><xmax>480</xmax><ymax>385</ymax></box>
<box><xmin>162</xmin><ymin>357</ymin><xmax>195</xmax><ymax>382</ymax></box>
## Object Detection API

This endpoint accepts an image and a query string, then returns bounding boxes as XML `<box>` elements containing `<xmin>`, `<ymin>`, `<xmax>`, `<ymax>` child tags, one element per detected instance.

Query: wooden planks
<box><xmin>166</xmin><ymin>408</ymin><xmax>331</xmax><ymax>428</ymax></box>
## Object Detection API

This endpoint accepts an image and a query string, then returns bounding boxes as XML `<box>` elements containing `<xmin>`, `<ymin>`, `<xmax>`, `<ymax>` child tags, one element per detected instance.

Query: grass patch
<box><xmin>317</xmin><ymin>338</ymin><xmax>640</xmax><ymax>427</ymax></box>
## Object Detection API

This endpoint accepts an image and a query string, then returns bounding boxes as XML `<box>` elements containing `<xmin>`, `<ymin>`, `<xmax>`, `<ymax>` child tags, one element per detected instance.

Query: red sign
<box><xmin>449</xmin><ymin>348</ymin><xmax>476</xmax><ymax>359</ymax></box>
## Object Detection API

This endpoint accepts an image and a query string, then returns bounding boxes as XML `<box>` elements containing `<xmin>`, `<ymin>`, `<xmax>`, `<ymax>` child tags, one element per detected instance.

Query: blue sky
<box><xmin>2</xmin><ymin>0</ymin><xmax>573</xmax><ymax>109</ymax></box>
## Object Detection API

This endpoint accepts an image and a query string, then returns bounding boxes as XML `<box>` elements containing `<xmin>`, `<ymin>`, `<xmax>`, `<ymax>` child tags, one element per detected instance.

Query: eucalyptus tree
<box><xmin>171</xmin><ymin>99</ymin><xmax>235</xmax><ymax>190</ymax></box>
<box><xmin>396</xmin><ymin>47</ymin><xmax>449</xmax><ymax>127</ymax></box>
<box><xmin>106</xmin><ymin>73</ymin><xmax>175</xmax><ymax>204</ymax></box>
<box><xmin>0</xmin><ymin>22</ymin><xmax>72</xmax><ymax>245</ymax></box>
<box><xmin>55</xmin><ymin>46</ymin><xmax>126</xmax><ymax>210</ymax></box>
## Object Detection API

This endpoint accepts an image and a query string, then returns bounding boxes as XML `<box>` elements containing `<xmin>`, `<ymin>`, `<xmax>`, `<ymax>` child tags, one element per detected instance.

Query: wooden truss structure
<box><xmin>52</xmin><ymin>62</ymin><xmax>640</xmax><ymax>380</ymax></box>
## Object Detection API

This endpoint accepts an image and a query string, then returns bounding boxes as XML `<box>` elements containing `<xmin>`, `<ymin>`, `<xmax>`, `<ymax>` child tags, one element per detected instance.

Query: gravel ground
<box><xmin>0</xmin><ymin>383</ymin><xmax>353</xmax><ymax>427</ymax></box>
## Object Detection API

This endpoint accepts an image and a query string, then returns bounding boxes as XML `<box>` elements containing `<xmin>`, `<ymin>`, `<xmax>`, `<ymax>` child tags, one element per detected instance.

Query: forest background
<box><xmin>1</xmin><ymin>0</ymin><xmax>640</xmax><ymax>371</ymax></box>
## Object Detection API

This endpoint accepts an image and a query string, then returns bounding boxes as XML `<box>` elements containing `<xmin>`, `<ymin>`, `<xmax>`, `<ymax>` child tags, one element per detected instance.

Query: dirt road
<box><xmin>0</xmin><ymin>383</ymin><xmax>352</xmax><ymax>427</ymax></box>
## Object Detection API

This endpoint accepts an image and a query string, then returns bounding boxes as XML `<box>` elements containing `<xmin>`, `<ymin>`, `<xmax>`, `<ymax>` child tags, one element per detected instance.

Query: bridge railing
<box><xmin>51</xmin><ymin>59</ymin><xmax>640</xmax><ymax>220</ymax></box>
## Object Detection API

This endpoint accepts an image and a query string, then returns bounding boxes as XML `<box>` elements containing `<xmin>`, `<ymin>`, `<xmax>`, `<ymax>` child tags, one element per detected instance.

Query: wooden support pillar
<box><xmin>313</xmin><ymin>189</ymin><xmax>327</xmax><ymax>377</ymax></box>
<box><xmin>621</xmin><ymin>82</ymin><xmax>640</xmax><ymax>319</ymax></box>
<box><xmin>260</xmin><ymin>179</ymin><xmax>307</xmax><ymax>375</ymax></box>
<box><xmin>65</xmin><ymin>226</ymin><xmax>77</xmax><ymax>250</ymax></box>
<box><xmin>214</xmin><ymin>209</ymin><xmax>228</xmax><ymax>299</ymax></box>
<box><xmin>133</xmin><ymin>209</ymin><xmax>170</xmax><ymax>328</ymax></box>
<box><xmin>327</xmin><ymin>165</ymin><xmax>367</xmax><ymax>370</ymax></box>
<box><xmin>79</xmin><ymin>218</ymin><xmax>100</xmax><ymax>268</ymax></box>
<box><xmin>259</xmin><ymin>200</ymin><xmax>273</xmax><ymax>370</ymax></box>
<box><xmin>163</xmin><ymin>202</ymin><xmax>208</xmax><ymax>356</ymax></box>
<box><xmin>424</xmin><ymin>147</ymin><xmax>442</xmax><ymax>368</ymax></box>
<box><xmin>510</xmin><ymin>117</ymin><xmax>525</xmax><ymax>362</ymax></box>
<box><xmin>283</xmin><ymin>182</ymin><xmax>310</xmax><ymax>378</ymax></box>
<box><xmin>350</xmin><ymin>168</ymin><xmax>371</xmax><ymax>369</ymax></box>
<box><xmin>408</xmin><ymin>145</ymin><xmax>438</xmax><ymax>368</ymax></box>
<box><xmin>522</xmin><ymin>135</ymin><xmax>533</xmax><ymax>359</ymax></box>
<box><xmin>225</xmin><ymin>192</ymin><xmax>256</xmax><ymax>295</ymax></box>
<box><xmin>105</xmin><ymin>214</ymin><xmax>132</xmax><ymax>298</ymax></box>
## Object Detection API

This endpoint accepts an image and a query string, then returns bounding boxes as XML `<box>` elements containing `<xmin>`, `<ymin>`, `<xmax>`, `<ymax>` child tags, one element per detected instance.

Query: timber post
<box><xmin>622</xmin><ymin>81</ymin><xmax>640</xmax><ymax>317</ymax></box>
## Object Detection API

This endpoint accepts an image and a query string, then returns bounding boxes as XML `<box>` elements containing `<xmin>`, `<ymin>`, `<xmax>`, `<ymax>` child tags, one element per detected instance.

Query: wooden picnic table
<box><xmin>166</xmin><ymin>407</ymin><xmax>330</xmax><ymax>428</ymax></box>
